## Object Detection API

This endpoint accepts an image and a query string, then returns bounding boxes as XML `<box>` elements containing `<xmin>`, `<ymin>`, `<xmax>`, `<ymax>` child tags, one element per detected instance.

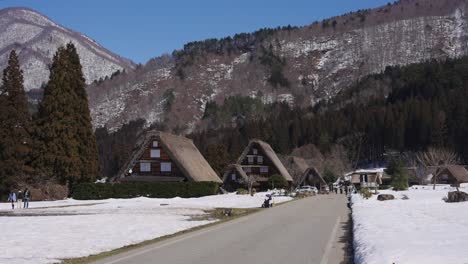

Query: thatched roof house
<box><xmin>222</xmin><ymin>164</ymin><xmax>249</xmax><ymax>191</ymax></box>
<box><xmin>115</xmin><ymin>131</ymin><xmax>221</xmax><ymax>183</ymax></box>
<box><xmin>222</xmin><ymin>139</ymin><xmax>292</xmax><ymax>190</ymax></box>
<box><xmin>434</xmin><ymin>165</ymin><xmax>468</xmax><ymax>185</ymax></box>
<box><xmin>302</xmin><ymin>167</ymin><xmax>328</xmax><ymax>190</ymax></box>
<box><xmin>237</xmin><ymin>139</ymin><xmax>293</xmax><ymax>182</ymax></box>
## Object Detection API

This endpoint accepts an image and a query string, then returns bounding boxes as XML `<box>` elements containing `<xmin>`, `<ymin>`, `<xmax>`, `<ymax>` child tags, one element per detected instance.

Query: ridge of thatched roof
<box><xmin>222</xmin><ymin>164</ymin><xmax>248</xmax><ymax>182</ymax></box>
<box><xmin>436</xmin><ymin>165</ymin><xmax>468</xmax><ymax>183</ymax></box>
<box><xmin>116</xmin><ymin>130</ymin><xmax>222</xmax><ymax>183</ymax></box>
<box><xmin>237</xmin><ymin>139</ymin><xmax>293</xmax><ymax>182</ymax></box>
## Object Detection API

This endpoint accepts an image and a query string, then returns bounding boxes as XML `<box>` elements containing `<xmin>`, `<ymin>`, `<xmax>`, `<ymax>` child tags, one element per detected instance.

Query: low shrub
<box><xmin>71</xmin><ymin>182</ymin><xmax>219</xmax><ymax>200</ymax></box>
<box><xmin>268</xmin><ymin>174</ymin><xmax>288</xmax><ymax>189</ymax></box>
<box><xmin>236</xmin><ymin>188</ymin><xmax>248</xmax><ymax>195</ymax></box>
<box><xmin>359</xmin><ymin>188</ymin><xmax>372</xmax><ymax>199</ymax></box>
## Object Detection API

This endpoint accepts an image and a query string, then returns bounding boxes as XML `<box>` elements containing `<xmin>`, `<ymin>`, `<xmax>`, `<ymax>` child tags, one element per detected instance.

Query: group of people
<box><xmin>332</xmin><ymin>185</ymin><xmax>353</xmax><ymax>196</ymax></box>
<box><xmin>7</xmin><ymin>188</ymin><xmax>31</xmax><ymax>209</ymax></box>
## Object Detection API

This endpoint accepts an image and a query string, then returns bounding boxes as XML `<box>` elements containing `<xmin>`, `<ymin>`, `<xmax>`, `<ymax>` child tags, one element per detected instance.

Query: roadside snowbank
<box><xmin>0</xmin><ymin>192</ymin><xmax>292</xmax><ymax>264</ymax></box>
<box><xmin>352</xmin><ymin>184</ymin><xmax>468</xmax><ymax>264</ymax></box>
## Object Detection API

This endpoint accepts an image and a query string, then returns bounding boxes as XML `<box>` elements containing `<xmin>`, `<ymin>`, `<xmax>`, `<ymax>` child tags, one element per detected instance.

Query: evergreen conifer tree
<box><xmin>0</xmin><ymin>50</ymin><xmax>32</xmax><ymax>192</ymax></box>
<box><xmin>34</xmin><ymin>43</ymin><xmax>99</xmax><ymax>186</ymax></box>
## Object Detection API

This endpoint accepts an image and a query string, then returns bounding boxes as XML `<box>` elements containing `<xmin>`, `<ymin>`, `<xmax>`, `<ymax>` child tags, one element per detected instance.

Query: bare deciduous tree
<box><xmin>242</xmin><ymin>174</ymin><xmax>260</xmax><ymax>195</ymax></box>
<box><xmin>415</xmin><ymin>147</ymin><xmax>460</xmax><ymax>190</ymax></box>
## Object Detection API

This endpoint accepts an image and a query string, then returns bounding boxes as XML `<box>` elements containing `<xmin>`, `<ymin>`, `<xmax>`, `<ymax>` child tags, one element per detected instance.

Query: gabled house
<box><xmin>434</xmin><ymin>165</ymin><xmax>468</xmax><ymax>185</ymax></box>
<box><xmin>115</xmin><ymin>131</ymin><xmax>222</xmax><ymax>183</ymax></box>
<box><xmin>283</xmin><ymin>156</ymin><xmax>327</xmax><ymax>190</ymax></box>
<box><xmin>222</xmin><ymin>164</ymin><xmax>249</xmax><ymax>192</ymax></box>
<box><xmin>302</xmin><ymin>167</ymin><xmax>328</xmax><ymax>191</ymax></box>
<box><xmin>223</xmin><ymin>139</ymin><xmax>293</xmax><ymax>190</ymax></box>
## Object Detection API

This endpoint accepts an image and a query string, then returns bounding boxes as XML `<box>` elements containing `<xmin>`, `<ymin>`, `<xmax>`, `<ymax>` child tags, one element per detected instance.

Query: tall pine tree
<box><xmin>34</xmin><ymin>43</ymin><xmax>99</xmax><ymax>186</ymax></box>
<box><xmin>0</xmin><ymin>50</ymin><xmax>32</xmax><ymax>193</ymax></box>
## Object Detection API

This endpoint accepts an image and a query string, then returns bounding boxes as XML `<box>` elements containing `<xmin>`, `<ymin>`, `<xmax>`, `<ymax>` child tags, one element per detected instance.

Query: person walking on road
<box><xmin>23</xmin><ymin>188</ymin><xmax>30</xmax><ymax>209</ymax></box>
<box><xmin>7</xmin><ymin>191</ymin><xmax>16</xmax><ymax>209</ymax></box>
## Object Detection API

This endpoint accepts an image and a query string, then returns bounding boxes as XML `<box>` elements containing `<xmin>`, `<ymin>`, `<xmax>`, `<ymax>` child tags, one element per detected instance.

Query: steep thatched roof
<box><xmin>435</xmin><ymin>165</ymin><xmax>468</xmax><ymax>183</ymax></box>
<box><xmin>291</xmin><ymin>157</ymin><xmax>309</xmax><ymax>173</ymax></box>
<box><xmin>303</xmin><ymin>167</ymin><xmax>327</xmax><ymax>185</ymax></box>
<box><xmin>237</xmin><ymin>139</ymin><xmax>293</xmax><ymax>182</ymax></box>
<box><xmin>116</xmin><ymin>130</ymin><xmax>222</xmax><ymax>183</ymax></box>
<box><xmin>222</xmin><ymin>164</ymin><xmax>248</xmax><ymax>182</ymax></box>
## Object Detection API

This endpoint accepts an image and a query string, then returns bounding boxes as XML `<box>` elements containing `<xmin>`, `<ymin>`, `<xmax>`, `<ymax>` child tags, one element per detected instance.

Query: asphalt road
<box><xmin>91</xmin><ymin>194</ymin><xmax>350</xmax><ymax>264</ymax></box>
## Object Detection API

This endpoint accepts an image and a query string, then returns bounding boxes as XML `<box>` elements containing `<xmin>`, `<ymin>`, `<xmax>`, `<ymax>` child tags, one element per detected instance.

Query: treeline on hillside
<box><xmin>0</xmin><ymin>44</ymin><xmax>99</xmax><ymax>197</ymax></box>
<box><xmin>191</xmin><ymin>56</ymin><xmax>468</xmax><ymax>173</ymax></box>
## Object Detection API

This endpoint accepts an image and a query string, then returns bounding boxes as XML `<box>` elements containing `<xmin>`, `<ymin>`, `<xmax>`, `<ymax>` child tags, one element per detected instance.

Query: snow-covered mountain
<box><xmin>0</xmin><ymin>7</ymin><xmax>135</xmax><ymax>92</ymax></box>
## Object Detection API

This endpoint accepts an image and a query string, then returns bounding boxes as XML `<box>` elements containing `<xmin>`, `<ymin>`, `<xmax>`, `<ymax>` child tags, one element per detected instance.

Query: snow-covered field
<box><xmin>0</xmin><ymin>192</ymin><xmax>291</xmax><ymax>264</ymax></box>
<box><xmin>352</xmin><ymin>184</ymin><xmax>468</xmax><ymax>264</ymax></box>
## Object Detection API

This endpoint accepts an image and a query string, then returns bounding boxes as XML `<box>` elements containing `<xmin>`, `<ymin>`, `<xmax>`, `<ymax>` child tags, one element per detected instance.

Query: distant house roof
<box><xmin>222</xmin><ymin>164</ymin><xmax>248</xmax><ymax>182</ymax></box>
<box><xmin>303</xmin><ymin>167</ymin><xmax>327</xmax><ymax>185</ymax></box>
<box><xmin>237</xmin><ymin>139</ymin><xmax>293</xmax><ymax>182</ymax></box>
<box><xmin>116</xmin><ymin>130</ymin><xmax>222</xmax><ymax>183</ymax></box>
<box><xmin>435</xmin><ymin>165</ymin><xmax>468</xmax><ymax>183</ymax></box>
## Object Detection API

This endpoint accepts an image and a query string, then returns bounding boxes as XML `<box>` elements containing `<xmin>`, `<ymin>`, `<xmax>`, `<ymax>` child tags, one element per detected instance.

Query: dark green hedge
<box><xmin>71</xmin><ymin>182</ymin><xmax>219</xmax><ymax>200</ymax></box>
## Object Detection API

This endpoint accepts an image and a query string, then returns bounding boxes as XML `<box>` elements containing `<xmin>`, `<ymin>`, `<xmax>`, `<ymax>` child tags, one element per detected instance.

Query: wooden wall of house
<box><xmin>131</xmin><ymin>138</ymin><xmax>186</xmax><ymax>180</ymax></box>
<box><xmin>239</xmin><ymin>143</ymin><xmax>279</xmax><ymax>178</ymax></box>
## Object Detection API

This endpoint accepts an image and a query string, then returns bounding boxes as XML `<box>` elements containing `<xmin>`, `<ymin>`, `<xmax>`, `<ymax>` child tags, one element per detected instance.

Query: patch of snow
<box><xmin>352</xmin><ymin>184</ymin><xmax>468</xmax><ymax>264</ymax></box>
<box><xmin>0</xmin><ymin>192</ymin><xmax>292</xmax><ymax>264</ymax></box>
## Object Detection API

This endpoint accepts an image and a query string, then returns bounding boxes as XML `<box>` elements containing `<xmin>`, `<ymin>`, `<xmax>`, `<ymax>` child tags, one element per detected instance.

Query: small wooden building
<box><xmin>115</xmin><ymin>131</ymin><xmax>222</xmax><ymax>183</ymax></box>
<box><xmin>223</xmin><ymin>139</ymin><xmax>293</xmax><ymax>190</ymax></box>
<box><xmin>434</xmin><ymin>165</ymin><xmax>468</xmax><ymax>185</ymax></box>
<box><xmin>350</xmin><ymin>168</ymin><xmax>390</xmax><ymax>189</ymax></box>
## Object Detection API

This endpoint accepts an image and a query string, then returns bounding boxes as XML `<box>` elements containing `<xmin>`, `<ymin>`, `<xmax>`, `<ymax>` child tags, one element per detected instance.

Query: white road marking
<box><xmin>99</xmin><ymin>213</ymin><xmax>255</xmax><ymax>264</ymax></box>
<box><xmin>319</xmin><ymin>216</ymin><xmax>341</xmax><ymax>264</ymax></box>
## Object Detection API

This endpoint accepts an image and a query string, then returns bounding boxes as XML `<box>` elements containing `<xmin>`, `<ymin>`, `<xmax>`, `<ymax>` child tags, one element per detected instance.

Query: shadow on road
<box><xmin>338</xmin><ymin>211</ymin><xmax>354</xmax><ymax>264</ymax></box>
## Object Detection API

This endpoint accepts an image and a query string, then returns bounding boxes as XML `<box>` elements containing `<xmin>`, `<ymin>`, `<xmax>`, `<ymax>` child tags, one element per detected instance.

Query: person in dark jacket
<box><xmin>23</xmin><ymin>188</ymin><xmax>31</xmax><ymax>209</ymax></box>
<box><xmin>7</xmin><ymin>191</ymin><xmax>16</xmax><ymax>209</ymax></box>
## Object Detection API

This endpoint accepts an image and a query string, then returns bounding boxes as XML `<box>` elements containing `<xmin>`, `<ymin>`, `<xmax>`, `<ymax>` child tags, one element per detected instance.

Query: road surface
<box><xmin>92</xmin><ymin>194</ymin><xmax>350</xmax><ymax>264</ymax></box>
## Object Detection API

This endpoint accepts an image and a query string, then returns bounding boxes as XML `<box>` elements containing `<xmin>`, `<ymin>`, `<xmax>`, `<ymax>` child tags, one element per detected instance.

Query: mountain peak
<box><xmin>0</xmin><ymin>7</ymin><xmax>135</xmax><ymax>92</ymax></box>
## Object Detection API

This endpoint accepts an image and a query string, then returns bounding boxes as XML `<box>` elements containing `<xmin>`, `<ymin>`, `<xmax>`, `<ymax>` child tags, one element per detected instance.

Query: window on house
<box><xmin>260</xmin><ymin>166</ymin><xmax>268</xmax><ymax>173</ymax></box>
<box><xmin>231</xmin><ymin>174</ymin><xmax>236</xmax><ymax>181</ymax></box>
<box><xmin>257</xmin><ymin>156</ymin><xmax>263</xmax><ymax>164</ymax></box>
<box><xmin>243</xmin><ymin>167</ymin><xmax>251</xmax><ymax>173</ymax></box>
<box><xmin>152</xmin><ymin>141</ymin><xmax>159</xmax><ymax>147</ymax></box>
<box><xmin>360</xmin><ymin>174</ymin><xmax>368</xmax><ymax>183</ymax></box>
<box><xmin>140</xmin><ymin>162</ymin><xmax>151</xmax><ymax>172</ymax></box>
<box><xmin>150</xmin><ymin>149</ymin><xmax>161</xmax><ymax>158</ymax></box>
<box><xmin>161</xmin><ymin>162</ymin><xmax>172</xmax><ymax>172</ymax></box>
<box><xmin>248</xmin><ymin>156</ymin><xmax>254</xmax><ymax>164</ymax></box>
<box><xmin>253</xmin><ymin>148</ymin><xmax>258</xmax><ymax>155</ymax></box>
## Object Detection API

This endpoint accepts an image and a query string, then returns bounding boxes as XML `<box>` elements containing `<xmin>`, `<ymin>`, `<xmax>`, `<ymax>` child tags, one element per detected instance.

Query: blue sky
<box><xmin>1</xmin><ymin>0</ymin><xmax>390</xmax><ymax>63</ymax></box>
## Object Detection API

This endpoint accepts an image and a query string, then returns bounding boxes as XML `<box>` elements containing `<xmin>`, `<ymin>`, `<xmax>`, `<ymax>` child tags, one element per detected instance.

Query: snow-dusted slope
<box><xmin>0</xmin><ymin>7</ymin><xmax>135</xmax><ymax>91</ymax></box>
<box><xmin>88</xmin><ymin>0</ymin><xmax>468</xmax><ymax>132</ymax></box>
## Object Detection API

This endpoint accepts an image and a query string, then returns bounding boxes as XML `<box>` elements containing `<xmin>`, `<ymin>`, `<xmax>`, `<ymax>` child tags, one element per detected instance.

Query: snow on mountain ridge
<box><xmin>0</xmin><ymin>7</ymin><xmax>135</xmax><ymax>91</ymax></box>
<box><xmin>87</xmin><ymin>0</ymin><xmax>468</xmax><ymax>133</ymax></box>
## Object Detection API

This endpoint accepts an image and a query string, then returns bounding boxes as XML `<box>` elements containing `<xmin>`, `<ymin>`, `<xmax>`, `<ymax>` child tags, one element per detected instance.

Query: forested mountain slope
<box><xmin>89</xmin><ymin>0</ymin><xmax>468</xmax><ymax>132</ymax></box>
